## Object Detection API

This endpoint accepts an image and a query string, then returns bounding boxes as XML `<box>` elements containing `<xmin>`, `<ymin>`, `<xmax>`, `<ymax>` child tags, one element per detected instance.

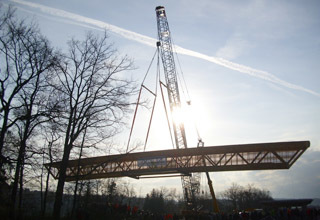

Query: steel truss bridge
<box><xmin>46</xmin><ymin>141</ymin><xmax>309</xmax><ymax>182</ymax></box>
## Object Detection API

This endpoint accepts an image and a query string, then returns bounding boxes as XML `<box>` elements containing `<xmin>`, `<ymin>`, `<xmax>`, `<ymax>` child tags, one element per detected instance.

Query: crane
<box><xmin>45</xmin><ymin>5</ymin><xmax>310</xmax><ymax>216</ymax></box>
<box><xmin>155</xmin><ymin>6</ymin><xmax>219</xmax><ymax>213</ymax></box>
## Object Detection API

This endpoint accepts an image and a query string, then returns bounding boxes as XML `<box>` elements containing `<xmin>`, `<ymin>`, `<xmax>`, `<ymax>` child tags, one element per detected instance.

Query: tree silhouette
<box><xmin>50</xmin><ymin>32</ymin><xmax>135</xmax><ymax>219</ymax></box>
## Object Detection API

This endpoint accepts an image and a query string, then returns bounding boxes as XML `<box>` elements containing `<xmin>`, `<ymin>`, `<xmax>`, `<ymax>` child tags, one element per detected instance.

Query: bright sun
<box><xmin>170</xmin><ymin>102</ymin><xmax>203</xmax><ymax>145</ymax></box>
<box><xmin>171</xmin><ymin>105</ymin><xmax>189</xmax><ymax>126</ymax></box>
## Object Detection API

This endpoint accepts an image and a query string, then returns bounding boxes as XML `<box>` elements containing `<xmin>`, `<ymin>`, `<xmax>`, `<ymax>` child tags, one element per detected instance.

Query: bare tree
<box><xmin>51</xmin><ymin>32</ymin><xmax>135</xmax><ymax>219</ymax></box>
<box><xmin>221</xmin><ymin>183</ymin><xmax>243</xmax><ymax>211</ymax></box>
<box><xmin>40</xmin><ymin>124</ymin><xmax>61</xmax><ymax>218</ymax></box>
<box><xmin>70</xmin><ymin>127</ymin><xmax>87</xmax><ymax>218</ymax></box>
<box><xmin>0</xmin><ymin>6</ymin><xmax>55</xmax><ymax>169</ymax></box>
<box><xmin>143</xmin><ymin>188</ymin><xmax>165</xmax><ymax>214</ymax></box>
<box><xmin>0</xmin><ymin>6</ymin><xmax>57</xmax><ymax>219</ymax></box>
<box><xmin>119</xmin><ymin>179</ymin><xmax>136</xmax><ymax>206</ymax></box>
<box><xmin>221</xmin><ymin>183</ymin><xmax>272</xmax><ymax>211</ymax></box>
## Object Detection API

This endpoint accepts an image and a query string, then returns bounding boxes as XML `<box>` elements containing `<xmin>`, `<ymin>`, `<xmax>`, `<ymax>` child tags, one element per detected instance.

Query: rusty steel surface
<box><xmin>46</xmin><ymin>141</ymin><xmax>309</xmax><ymax>181</ymax></box>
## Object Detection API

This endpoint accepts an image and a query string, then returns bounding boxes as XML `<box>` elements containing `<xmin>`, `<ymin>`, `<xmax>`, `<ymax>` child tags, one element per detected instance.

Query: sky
<box><xmin>3</xmin><ymin>0</ymin><xmax>320</xmax><ymax>199</ymax></box>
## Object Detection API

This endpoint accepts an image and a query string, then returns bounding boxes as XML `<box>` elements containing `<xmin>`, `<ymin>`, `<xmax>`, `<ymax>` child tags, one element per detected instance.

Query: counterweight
<box><xmin>155</xmin><ymin>6</ymin><xmax>200</xmax><ymax>210</ymax></box>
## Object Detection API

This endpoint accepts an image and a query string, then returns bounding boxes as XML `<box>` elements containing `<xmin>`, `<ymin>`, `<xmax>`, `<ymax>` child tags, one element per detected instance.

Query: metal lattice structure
<box><xmin>155</xmin><ymin>6</ymin><xmax>187</xmax><ymax>151</ymax></box>
<box><xmin>155</xmin><ymin>6</ymin><xmax>199</xmax><ymax>209</ymax></box>
<box><xmin>46</xmin><ymin>141</ymin><xmax>309</xmax><ymax>182</ymax></box>
<box><xmin>45</xmin><ymin>6</ymin><xmax>311</xmax><ymax>214</ymax></box>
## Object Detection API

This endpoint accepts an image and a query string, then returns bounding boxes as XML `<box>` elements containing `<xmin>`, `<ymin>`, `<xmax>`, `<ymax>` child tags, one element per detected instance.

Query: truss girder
<box><xmin>46</xmin><ymin>141</ymin><xmax>309</xmax><ymax>182</ymax></box>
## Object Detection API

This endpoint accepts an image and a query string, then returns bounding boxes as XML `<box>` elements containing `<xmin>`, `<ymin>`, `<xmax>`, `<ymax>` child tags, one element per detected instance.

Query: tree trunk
<box><xmin>10</xmin><ymin>141</ymin><xmax>26</xmax><ymax>219</ymax></box>
<box><xmin>18</xmin><ymin>164</ymin><xmax>24</xmax><ymax>220</ymax></box>
<box><xmin>71</xmin><ymin>129</ymin><xmax>86</xmax><ymax>218</ymax></box>
<box><xmin>40</xmin><ymin>157</ymin><xmax>44</xmax><ymax>216</ymax></box>
<box><xmin>71</xmin><ymin>179</ymin><xmax>79</xmax><ymax>218</ymax></box>
<box><xmin>52</xmin><ymin>144</ymin><xmax>72</xmax><ymax>220</ymax></box>
<box><xmin>42</xmin><ymin>169</ymin><xmax>50</xmax><ymax>217</ymax></box>
<box><xmin>43</xmin><ymin>139</ymin><xmax>54</xmax><ymax>218</ymax></box>
<box><xmin>0</xmin><ymin>108</ymin><xmax>9</xmax><ymax>169</ymax></box>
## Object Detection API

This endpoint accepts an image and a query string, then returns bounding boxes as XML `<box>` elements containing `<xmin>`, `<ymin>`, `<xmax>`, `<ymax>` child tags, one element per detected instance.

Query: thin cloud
<box><xmin>11</xmin><ymin>0</ymin><xmax>320</xmax><ymax>97</ymax></box>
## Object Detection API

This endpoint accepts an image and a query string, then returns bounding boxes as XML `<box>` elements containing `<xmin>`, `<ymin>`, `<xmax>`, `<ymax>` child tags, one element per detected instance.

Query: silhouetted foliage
<box><xmin>0</xmin><ymin>5</ymin><xmax>58</xmax><ymax>219</ymax></box>
<box><xmin>143</xmin><ymin>189</ymin><xmax>165</xmax><ymax>214</ymax></box>
<box><xmin>220</xmin><ymin>182</ymin><xmax>273</xmax><ymax>211</ymax></box>
<box><xmin>50</xmin><ymin>31</ymin><xmax>135</xmax><ymax>219</ymax></box>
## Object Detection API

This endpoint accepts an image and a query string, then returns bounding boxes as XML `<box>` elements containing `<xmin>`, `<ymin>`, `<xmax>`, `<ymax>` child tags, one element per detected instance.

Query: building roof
<box><xmin>261</xmin><ymin>199</ymin><xmax>313</xmax><ymax>208</ymax></box>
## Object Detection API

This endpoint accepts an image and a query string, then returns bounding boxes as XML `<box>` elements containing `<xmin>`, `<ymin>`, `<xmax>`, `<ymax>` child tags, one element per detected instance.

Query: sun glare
<box><xmin>171</xmin><ymin>106</ymin><xmax>188</xmax><ymax>126</ymax></box>
<box><xmin>170</xmin><ymin>103</ymin><xmax>202</xmax><ymax>146</ymax></box>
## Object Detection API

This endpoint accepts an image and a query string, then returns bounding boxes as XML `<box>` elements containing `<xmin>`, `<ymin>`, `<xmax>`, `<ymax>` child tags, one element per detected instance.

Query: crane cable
<box><xmin>172</xmin><ymin>38</ymin><xmax>220</xmax><ymax>213</ymax></box>
<box><xmin>157</xmin><ymin>42</ymin><xmax>176</xmax><ymax>149</ymax></box>
<box><xmin>126</xmin><ymin>46</ymin><xmax>176</xmax><ymax>152</ymax></box>
<box><xmin>159</xmin><ymin>81</ymin><xmax>176</xmax><ymax>149</ymax></box>
<box><xmin>171</xmin><ymin>38</ymin><xmax>202</xmax><ymax>142</ymax></box>
<box><xmin>143</xmin><ymin>47</ymin><xmax>160</xmax><ymax>151</ymax></box>
<box><xmin>144</xmin><ymin>45</ymin><xmax>176</xmax><ymax>151</ymax></box>
<box><xmin>171</xmin><ymin>36</ymin><xmax>191</xmax><ymax>102</ymax></box>
<box><xmin>126</xmin><ymin>48</ymin><xmax>158</xmax><ymax>153</ymax></box>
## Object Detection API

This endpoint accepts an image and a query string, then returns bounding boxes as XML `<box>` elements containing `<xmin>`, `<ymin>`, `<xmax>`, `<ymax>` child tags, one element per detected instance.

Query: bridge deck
<box><xmin>46</xmin><ymin>141</ymin><xmax>309</xmax><ymax>181</ymax></box>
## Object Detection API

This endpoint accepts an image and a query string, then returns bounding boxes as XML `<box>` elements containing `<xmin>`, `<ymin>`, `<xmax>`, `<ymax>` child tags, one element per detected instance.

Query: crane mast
<box><xmin>155</xmin><ymin>6</ymin><xmax>187</xmax><ymax>150</ymax></box>
<box><xmin>155</xmin><ymin>6</ymin><xmax>200</xmax><ymax>210</ymax></box>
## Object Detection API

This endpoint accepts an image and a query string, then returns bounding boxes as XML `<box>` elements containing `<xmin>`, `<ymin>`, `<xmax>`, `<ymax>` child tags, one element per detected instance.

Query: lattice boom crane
<box><xmin>155</xmin><ymin>6</ymin><xmax>201</xmax><ymax>211</ymax></box>
<box><xmin>44</xmin><ymin>5</ymin><xmax>310</xmax><ymax>215</ymax></box>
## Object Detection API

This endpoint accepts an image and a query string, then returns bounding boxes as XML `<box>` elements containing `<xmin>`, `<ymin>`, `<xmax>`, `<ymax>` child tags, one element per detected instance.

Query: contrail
<box><xmin>11</xmin><ymin>0</ymin><xmax>320</xmax><ymax>97</ymax></box>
